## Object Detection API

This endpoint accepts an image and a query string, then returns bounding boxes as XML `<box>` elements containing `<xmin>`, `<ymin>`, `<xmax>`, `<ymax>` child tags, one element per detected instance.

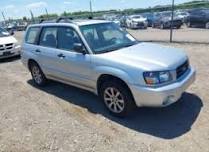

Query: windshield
<box><xmin>0</xmin><ymin>27</ymin><xmax>10</xmax><ymax>37</ymax></box>
<box><xmin>80</xmin><ymin>23</ymin><xmax>138</xmax><ymax>54</ymax></box>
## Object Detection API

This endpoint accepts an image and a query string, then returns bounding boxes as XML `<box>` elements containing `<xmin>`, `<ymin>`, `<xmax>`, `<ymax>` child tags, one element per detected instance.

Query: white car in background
<box><xmin>0</xmin><ymin>27</ymin><xmax>21</xmax><ymax>59</ymax></box>
<box><xmin>126</xmin><ymin>15</ymin><xmax>148</xmax><ymax>29</ymax></box>
<box><xmin>175</xmin><ymin>11</ymin><xmax>189</xmax><ymax>23</ymax></box>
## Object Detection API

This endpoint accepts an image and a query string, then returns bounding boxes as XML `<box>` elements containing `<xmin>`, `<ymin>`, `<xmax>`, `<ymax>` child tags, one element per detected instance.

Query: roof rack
<box><xmin>39</xmin><ymin>19</ymin><xmax>56</xmax><ymax>23</ymax></box>
<box><xmin>56</xmin><ymin>17</ymin><xmax>74</xmax><ymax>23</ymax></box>
<box><xmin>39</xmin><ymin>17</ymin><xmax>74</xmax><ymax>24</ymax></box>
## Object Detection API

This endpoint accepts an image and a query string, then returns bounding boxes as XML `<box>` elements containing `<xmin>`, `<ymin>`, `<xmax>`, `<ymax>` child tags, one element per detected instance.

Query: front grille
<box><xmin>5</xmin><ymin>43</ymin><xmax>13</xmax><ymax>46</ymax></box>
<box><xmin>0</xmin><ymin>45</ymin><xmax>4</xmax><ymax>51</ymax></box>
<box><xmin>176</xmin><ymin>60</ymin><xmax>189</xmax><ymax>79</ymax></box>
<box><xmin>0</xmin><ymin>43</ymin><xmax>14</xmax><ymax>51</ymax></box>
<box><xmin>137</xmin><ymin>22</ymin><xmax>144</xmax><ymax>26</ymax></box>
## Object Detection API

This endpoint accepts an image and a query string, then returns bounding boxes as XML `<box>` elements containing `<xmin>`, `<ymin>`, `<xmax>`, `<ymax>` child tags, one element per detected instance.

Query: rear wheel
<box><xmin>29</xmin><ymin>62</ymin><xmax>47</xmax><ymax>86</ymax></box>
<box><xmin>100</xmin><ymin>80</ymin><xmax>135</xmax><ymax>117</ymax></box>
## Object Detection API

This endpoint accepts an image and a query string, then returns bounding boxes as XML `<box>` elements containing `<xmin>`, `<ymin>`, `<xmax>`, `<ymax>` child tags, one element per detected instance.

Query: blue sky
<box><xmin>0</xmin><ymin>0</ymin><xmax>191</xmax><ymax>20</ymax></box>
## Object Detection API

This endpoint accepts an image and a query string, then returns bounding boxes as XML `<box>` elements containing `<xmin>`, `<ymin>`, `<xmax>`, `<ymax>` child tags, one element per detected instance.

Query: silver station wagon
<box><xmin>21</xmin><ymin>18</ymin><xmax>196</xmax><ymax>117</ymax></box>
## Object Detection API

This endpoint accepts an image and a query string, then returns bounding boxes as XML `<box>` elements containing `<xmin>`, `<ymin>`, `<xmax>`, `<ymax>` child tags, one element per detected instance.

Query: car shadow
<box><xmin>27</xmin><ymin>80</ymin><xmax>203</xmax><ymax>139</ymax></box>
<box><xmin>0</xmin><ymin>56</ymin><xmax>20</xmax><ymax>63</ymax></box>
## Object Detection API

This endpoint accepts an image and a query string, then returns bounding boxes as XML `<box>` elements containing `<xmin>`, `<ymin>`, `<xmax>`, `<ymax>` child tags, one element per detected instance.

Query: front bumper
<box><xmin>0</xmin><ymin>46</ymin><xmax>21</xmax><ymax>59</ymax></box>
<box><xmin>130</xmin><ymin>68</ymin><xmax>196</xmax><ymax>107</ymax></box>
<box><xmin>132</xmin><ymin>22</ymin><xmax>148</xmax><ymax>28</ymax></box>
<box><xmin>164</xmin><ymin>20</ymin><xmax>182</xmax><ymax>28</ymax></box>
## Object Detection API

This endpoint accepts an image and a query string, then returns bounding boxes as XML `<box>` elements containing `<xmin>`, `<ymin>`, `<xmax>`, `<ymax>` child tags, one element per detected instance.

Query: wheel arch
<box><xmin>28</xmin><ymin>59</ymin><xmax>39</xmax><ymax>71</ymax></box>
<box><xmin>96</xmin><ymin>74</ymin><xmax>135</xmax><ymax>102</ymax></box>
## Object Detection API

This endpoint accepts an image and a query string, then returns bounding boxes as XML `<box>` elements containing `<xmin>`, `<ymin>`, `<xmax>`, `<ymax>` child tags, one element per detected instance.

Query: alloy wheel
<box><xmin>103</xmin><ymin>87</ymin><xmax>125</xmax><ymax>113</ymax></box>
<box><xmin>31</xmin><ymin>66</ymin><xmax>42</xmax><ymax>84</ymax></box>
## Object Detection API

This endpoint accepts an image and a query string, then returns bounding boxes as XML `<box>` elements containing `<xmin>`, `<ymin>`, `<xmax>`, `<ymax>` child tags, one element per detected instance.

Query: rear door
<box><xmin>36</xmin><ymin>26</ymin><xmax>63</xmax><ymax>77</ymax></box>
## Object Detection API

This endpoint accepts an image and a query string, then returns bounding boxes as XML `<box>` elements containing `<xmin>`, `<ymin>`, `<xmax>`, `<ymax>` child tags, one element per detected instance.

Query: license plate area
<box><xmin>3</xmin><ymin>51</ymin><xmax>12</xmax><ymax>56</ymax></box>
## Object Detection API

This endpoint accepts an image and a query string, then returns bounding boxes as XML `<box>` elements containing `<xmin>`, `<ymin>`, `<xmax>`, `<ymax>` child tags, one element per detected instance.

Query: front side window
<box><xmin>80</xmin><ymin>23</ymin><xmax>138</xmax><ymax>54</ymax></box>
<box><xmin>39</xmin><ymin>27</ymin><xmax>57</xmax><ymax>48</ymax></box>
<box><xmin>57</xmin><ymin>27</ymin><xmax>81</xmax><ymax>51</ymax></box>
<box><xmin>25</xmin><ymin>27</ymin><xmax>40</xmax><ymax>44</ymax></box>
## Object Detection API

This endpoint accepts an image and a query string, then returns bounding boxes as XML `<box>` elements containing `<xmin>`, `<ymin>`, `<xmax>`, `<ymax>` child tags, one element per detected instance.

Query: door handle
<box><xmin>35</xmin><ymin>49</ymin><xmax>41</xmax><ymax>53</ymax></box>
<box><xmin>57</xmin><ymin>53</ymin><xmax>66</xmax><ymax>58</ymax></box>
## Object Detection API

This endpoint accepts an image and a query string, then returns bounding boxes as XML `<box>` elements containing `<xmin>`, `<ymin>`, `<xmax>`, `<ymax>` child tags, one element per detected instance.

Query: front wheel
<box><xmin>100</xmin><ymin>80</ymin><xmax>135</xmax><ymax>117</ymax></box>
<box><xmin>30</xmin><ymin>62</ymin><xmax>47</xmax><ymax>86</ymax></box>
<box><xmin>205</xmin><ymin>22</ymin><xmax>209</xmax><ymax>29</ymax></box>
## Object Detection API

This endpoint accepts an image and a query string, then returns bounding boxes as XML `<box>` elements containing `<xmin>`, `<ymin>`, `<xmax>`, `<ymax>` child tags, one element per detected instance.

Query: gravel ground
<box><xmin>0</xmin><ymin>30</ymin><xmax>208</xmax><ymax>152</ymax></box>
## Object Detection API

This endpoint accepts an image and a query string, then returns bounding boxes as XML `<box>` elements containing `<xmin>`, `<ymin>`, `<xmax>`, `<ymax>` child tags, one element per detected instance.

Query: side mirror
<box><xmin>73</xmin><ymin>43</ymin><xmax>86</xmax><ymax>54</ymax></box>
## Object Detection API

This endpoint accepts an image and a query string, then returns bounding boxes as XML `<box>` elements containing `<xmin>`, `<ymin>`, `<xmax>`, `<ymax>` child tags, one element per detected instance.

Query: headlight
<box><xmin>14</xmin><ymin>43</ymin><xmax>21</xmax><ymax>48</ymax></box>
<box><xmin>143</xmin><ymin>71</ymin><xmax>173</xmax><ymax>85</ymax></box>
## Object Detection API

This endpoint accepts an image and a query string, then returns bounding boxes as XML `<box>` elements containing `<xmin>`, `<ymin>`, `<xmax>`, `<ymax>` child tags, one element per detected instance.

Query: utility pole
<box><xmin>1</xmin><ymin>11</ymin><xmax>6</xmax><ymax>23</ymax></box>
<box><xmin>90</xmin><ymin>0</ymin><xmax>93</xmax><ymax>18</ymax></box>
<box><xmin>30</xmin><ymin>10</ymin><xmax>35</xmax><ymax>23</ymax></box>
<box><xmin>170</xmin><ymin>0</ymin><xmax>175</xmax><ymax>42</ymax></box>
<box><xmin>45</xmin><ymin>8</ymin><xmax>49</xmax><ymax>20</ymax></box>
<box><xmin>1</xmin><ymin>11</ymin><xmax>7</xmax><ymax>27</ymax></box>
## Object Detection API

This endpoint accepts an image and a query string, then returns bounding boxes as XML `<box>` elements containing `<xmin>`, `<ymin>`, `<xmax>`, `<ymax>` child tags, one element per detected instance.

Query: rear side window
<box><xmin>39</xmin><ymin>27</ymin><xmax>57</xmax><ymax>48</ymax></box>
<box><xmin>25</xmin><ymin>27</ymin><xmax>40</xmax><ymax>44</ymax></box>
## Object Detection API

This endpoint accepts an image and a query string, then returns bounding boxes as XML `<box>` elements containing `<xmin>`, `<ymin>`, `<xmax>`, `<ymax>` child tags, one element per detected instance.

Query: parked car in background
<box><xmin>22</xmin><ymin>19</ymin><xmax>195</xmax><ymax>117</ymax></box>
<box><xmin>141</xmin><ymin>12</ymin><xmax>154</xmax><ymax>27</ymax></box>
<box><xmin>0</xmin><ymin>27</ymin><xmax>21</xmax><ymax>59</ymax></box>
<box><xmin>16</xmin><ymin>22</ymin><xmax>28</xmax><ymax>31</ymax></box>
<box><xmin>103</xmin><ymin>14</ymin><xmax>121</xmax><ymax>26</ymax></box>
<box><xmin>175</xmin><ymin>10</ymin><xmax>189</xmax><ymax>23</ymax></box>
<box><xmin>185</xmin><ymin>9</ymin><xmax>209</xmax><ymax>29</ymax></box>
<box><xmin>126</xmin><ymin>15</ymin><xmax>148</xmax><ymax>29</ymax></box>
<box><xmin>120</xmin><ymin>15</ymin><xmax>128</xmax><ymax>27</ymax></box>
<box><xmin>152</xmin><ymin>11</ymin><xmax>182</xmax><ymax>29</ymax></box>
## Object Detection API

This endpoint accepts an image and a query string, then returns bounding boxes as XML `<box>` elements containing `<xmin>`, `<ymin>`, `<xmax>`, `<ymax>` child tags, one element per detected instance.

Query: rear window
<box><xmin>25</xmin><ymin>27</ymin><xmax>40</xmax><ymax>44</ymax></box>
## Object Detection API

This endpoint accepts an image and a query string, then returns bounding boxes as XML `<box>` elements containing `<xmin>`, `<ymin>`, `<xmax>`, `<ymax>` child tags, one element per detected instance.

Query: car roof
<box><xmin>130</xmin><ymin>15</ymin><xmax>143</xmax><ymax>18</ymax></box>
<box><xmin>30</xmin><ymin>19</ymin><xmax>111</xmax><ymax>27</ymax></box>
<box><xmin>74</xmin><ymin>19</ymin><xmax>111</xmax><ymax>25</ymax></box>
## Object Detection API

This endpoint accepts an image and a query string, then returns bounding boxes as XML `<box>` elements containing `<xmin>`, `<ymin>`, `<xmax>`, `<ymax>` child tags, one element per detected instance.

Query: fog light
<box><xmin>162</xmin><ymin>95</ymin><xmax>175</xmax><ymax>106</ymax></box>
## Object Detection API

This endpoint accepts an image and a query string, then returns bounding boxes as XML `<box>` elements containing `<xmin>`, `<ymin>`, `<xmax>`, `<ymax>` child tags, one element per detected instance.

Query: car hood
<box><xmin>132</xmin><ymin>18</ymin><xmax>147</xmax><ymax>22</ymax></box>
<box><xmin>96</xmin><ymin>43</ymin><xmax>188</xmax><ymax>71</ymax></box>
<box><xmin>0</xmin><ymin>36</ymin><xmax>17</xmax><ymax>45</ymax></box>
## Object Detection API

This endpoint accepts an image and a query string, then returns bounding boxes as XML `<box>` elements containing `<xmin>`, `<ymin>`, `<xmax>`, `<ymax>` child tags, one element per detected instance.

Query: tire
<box><xmin>130</xmin><ymin>23</ymin><xmax>133</xmax><ymax>29</ymax></box>
<box><xmin>187</xmin><ymin>22</ymin><xmax>192</xmax><ymax>28</ymax></box>
<box><xmin>160</xmin><ymin>23</ymin><xmax>165</xmax><ymax>29</ymax></box>
<box><xmin>29</xmin><ymin>62</ymin><xmax>47</xmax><ymax>86</ymax></box>
<box><xmin>205</xmin><ymin>22</ymin><xmax>209</xmax><ymax>29</ymax></box>
<box><xmin>99</xmin><ymin>80</ymin><xmax>135</xmax><ymax>117</ymax></box>
<box><xmin>176</xmin><ymin>25</ymin><xmax>181</xmax><ymax>29</ymax></box>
